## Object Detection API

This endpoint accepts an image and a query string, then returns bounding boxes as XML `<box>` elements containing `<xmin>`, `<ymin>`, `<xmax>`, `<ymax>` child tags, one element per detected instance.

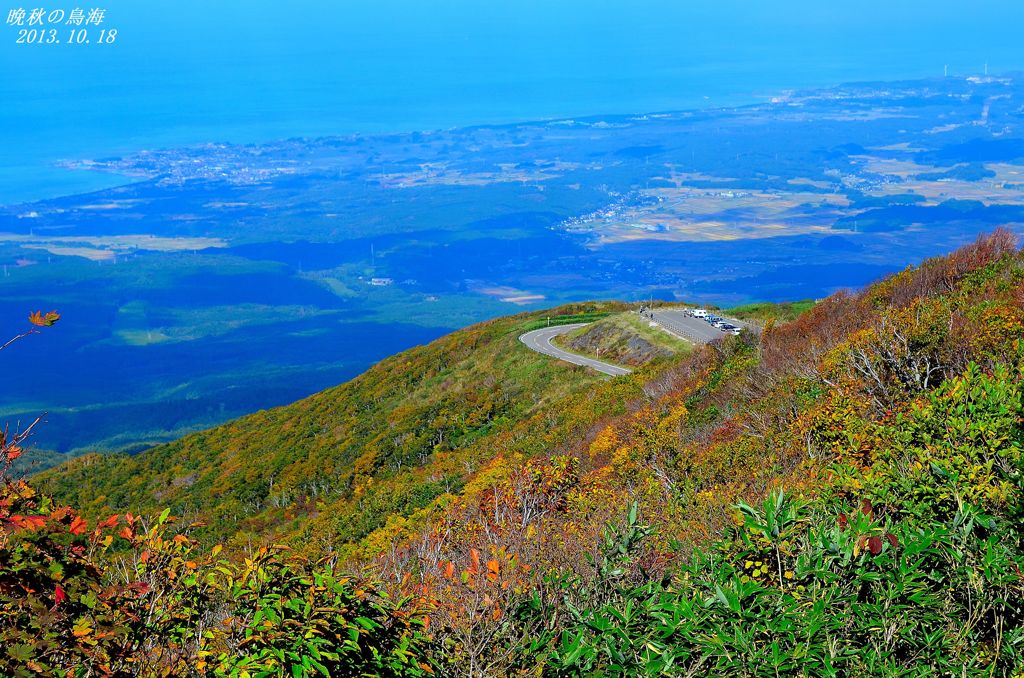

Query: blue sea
<box><xmin>2</xmin><ymin>0</ymin><xmax>1023</xmax><ymax>205</ymax></box>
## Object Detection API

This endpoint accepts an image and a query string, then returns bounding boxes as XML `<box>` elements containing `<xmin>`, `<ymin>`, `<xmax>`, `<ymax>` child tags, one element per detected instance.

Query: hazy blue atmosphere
<box><xmin>2</xmin><ymin>0</ymin><xmax>1023</xmax><ymax>204</ymax></box>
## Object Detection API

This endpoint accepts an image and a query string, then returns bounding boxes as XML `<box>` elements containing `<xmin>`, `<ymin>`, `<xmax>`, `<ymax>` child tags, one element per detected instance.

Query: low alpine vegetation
<box><xmin>5</xmin><ymin>230</ymin><xmax>1024</xmax><ymax>675</ymax></box>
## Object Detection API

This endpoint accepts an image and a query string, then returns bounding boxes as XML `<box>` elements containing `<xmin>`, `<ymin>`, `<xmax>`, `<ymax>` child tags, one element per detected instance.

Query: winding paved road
<box><xmin>519</xmin><ymin>324</ymin><xmax>633</xmax><ymax>377</ymax></box>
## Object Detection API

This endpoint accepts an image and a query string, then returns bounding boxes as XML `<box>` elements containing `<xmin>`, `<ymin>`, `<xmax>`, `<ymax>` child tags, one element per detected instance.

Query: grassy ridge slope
<box><xmin>37</xmin><ymin>302</ymin><xmax>656</xmax><ymax>555</ymax></box>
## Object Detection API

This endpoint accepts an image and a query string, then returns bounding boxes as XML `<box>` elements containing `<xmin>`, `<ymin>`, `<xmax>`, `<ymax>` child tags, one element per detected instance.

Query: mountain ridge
<box><xmin>14</xmin><ymin>229</ymin><xmax>1024</xmax><ymax>674</ymax></box>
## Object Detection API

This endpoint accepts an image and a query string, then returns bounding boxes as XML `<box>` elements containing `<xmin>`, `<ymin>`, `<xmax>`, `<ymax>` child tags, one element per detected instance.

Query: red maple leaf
<box><xmin>69</xmin><ymin>516</ymin><xmax>88</xmax><ymax>536</ymax></box>
<box><xmin>8</xmin><ymin>515</ymin><xmax>46</xmax><ymax>531</ymax></box>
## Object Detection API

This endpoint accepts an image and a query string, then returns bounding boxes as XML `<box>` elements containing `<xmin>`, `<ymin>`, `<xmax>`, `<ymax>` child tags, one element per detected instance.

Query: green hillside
<box><xmin>36</xmin><ymin>301</ymin><xmax>655</xmax><ymax>558</ymax></box>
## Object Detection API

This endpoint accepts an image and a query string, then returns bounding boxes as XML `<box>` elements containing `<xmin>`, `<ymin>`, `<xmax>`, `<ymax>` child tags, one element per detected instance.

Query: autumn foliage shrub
<box><xmin>0</xmin><ymin>479</ymin><xmax>433</xmax><ymax>676</ymax></box>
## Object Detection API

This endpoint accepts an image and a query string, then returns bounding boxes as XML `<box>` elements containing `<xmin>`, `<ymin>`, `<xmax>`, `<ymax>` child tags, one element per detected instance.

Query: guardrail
<box><xmin>657</xmin><ymin>319</ymin><xmax>704</xmax><ymax>344</ymax></box>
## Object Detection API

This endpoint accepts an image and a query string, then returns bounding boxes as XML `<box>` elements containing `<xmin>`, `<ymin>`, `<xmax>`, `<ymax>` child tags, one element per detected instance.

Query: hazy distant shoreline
<box><xmin>7</xmin><ymin>71</ymin><xmax>1018</xmax><ymax>208</ymax></box>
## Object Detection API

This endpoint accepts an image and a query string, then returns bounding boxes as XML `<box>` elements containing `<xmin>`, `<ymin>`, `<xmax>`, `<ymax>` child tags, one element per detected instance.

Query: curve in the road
<box><xmin>519</xmin><ymin>324</ymin><xmax>632</xmax><ymax>377</ymax></box>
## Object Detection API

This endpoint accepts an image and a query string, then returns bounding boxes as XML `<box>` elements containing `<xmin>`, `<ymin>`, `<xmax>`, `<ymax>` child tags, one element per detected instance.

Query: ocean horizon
<box><xmin>3</xmin><ymin>0</ymin><xmax>1022</xmax><ymax>206</ymax></box>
